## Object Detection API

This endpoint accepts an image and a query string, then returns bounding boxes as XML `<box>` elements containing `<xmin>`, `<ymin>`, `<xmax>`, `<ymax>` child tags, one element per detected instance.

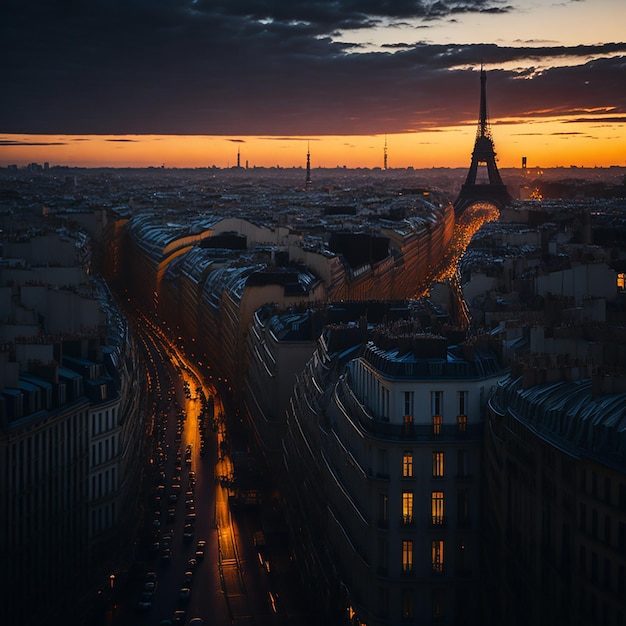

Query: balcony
<box><xmin>335</xmin><ymin>381</ymin><xmax>483</xmax><ymax>442</ymax></box>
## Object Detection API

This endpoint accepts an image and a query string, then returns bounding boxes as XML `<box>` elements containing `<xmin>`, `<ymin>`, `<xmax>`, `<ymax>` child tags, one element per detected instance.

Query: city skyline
<box><xmin>1</xmin><ymin>0</ymin><xmax>625</xmax><ymax>169</ymax></box>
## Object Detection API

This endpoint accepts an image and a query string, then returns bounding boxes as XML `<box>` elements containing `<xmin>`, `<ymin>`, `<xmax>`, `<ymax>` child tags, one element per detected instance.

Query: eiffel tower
<box><xmin>454</xmin><ymin>67</ymin><xmax>512</xmax><ymax>216</ymax></box>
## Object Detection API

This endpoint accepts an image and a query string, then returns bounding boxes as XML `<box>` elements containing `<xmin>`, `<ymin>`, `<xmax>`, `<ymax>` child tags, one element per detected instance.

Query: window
<box><xmin>458</xmin><ymin>490</ymin><xmax>469</xmax><ymax>525</ymax></box>
<box><xmin>432</xmin><ymin>589</ymin><xmax>445</xmax><ymax>620</ymax></box>
<box><xmin>457</xmin><ymin>449</ymin><xmax>469</xmax><ymax>476</ymax></box>
<box><xmin>580</xmin><ymin>503</ymin><xmax>587</xmax><ymax>532</ymax></box>
<box><xmin>432</xmin><ymin>451</ymin><xmax>444</xmax><ymax>478</ymax></box>
<box><xmin>404</xmin><ymin>414</ymin><xmax>413</xmax><ymax>436</ymax></box>
<box><xmin>458</xmin><ymin>390</ymin><xmax>467</xmax><ymax>415</ymax></box>
<box><xmin>402</xmin><ymin>540</ymin><xmax>413</xmax><ymax>574</ymax></box>
<box><xmin>378</xmin><ymin>537</ymin><xmax>389</xmax><ymax>575</ymax></box>
<box><xmin>404</xmin><ymin>391</ymin><xmax>414</xmax><ymax>418</ymax></box>
<box><xmin>402</xmin><ymin>451</ymin><xmax>413</xmax><ymax>478</ymax></box>
<box><xmin>379</xmin><ymin>493</ymin><xmax>389</xmax><ymax>527</ymax></box>
<box><xmin>432</xmin><ymin>491</ymin><xmax>444</xmax><ymax>525</ymax></box>
<box><xmin>401</xmin><ymin>589</ymin><xmax>414</xmax><ymax>620</ymax></box>
<box><xmin>433</xmin><ymin>414</ymin><xmax>442</xmax><ymax>436</ymax></box>
<box><xmin>378</xmin><ymin>449</ymin><xmax>388</xmax><ymax>478</ymax></box>
<box><xmin>378</xmin><ymin>587</ymin><xmax>389</xmax><ymax>618</ymax></box>
<box><xmin>457</xmin><ymin>540</ymin><xmax>468</xmax><ymax>574</ymax></box>
<box><xmin>431</xmin><ymin>390</ymin><xmax>443</xmax><ymax>416</ymax></box>
<box><xmin>402</xmin><ymin>492</ymin><xmax>414</xmax><ymax>525</ymax></box>
<box><xmin>457</xmin><ymin>414</ymin><xmax>467</xmax><ymax>433</ymax></box>
<box><xmin>432</xmin><ymin>540</ymin><xmax>444</xmax><ymax>573</ymax></box>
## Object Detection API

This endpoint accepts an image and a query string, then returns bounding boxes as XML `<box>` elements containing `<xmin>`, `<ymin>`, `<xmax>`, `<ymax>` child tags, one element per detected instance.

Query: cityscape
<box><xmin>1</xmin><ymin>2</ymin><xmax>626</xmax><ymax>626</ymax></box>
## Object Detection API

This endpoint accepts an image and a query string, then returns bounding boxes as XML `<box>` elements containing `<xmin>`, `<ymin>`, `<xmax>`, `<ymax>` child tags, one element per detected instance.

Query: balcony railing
<box><xmin>335</xmin><ymin>380</ymin><xmax>482</xmax><ymax>442</ymax></box>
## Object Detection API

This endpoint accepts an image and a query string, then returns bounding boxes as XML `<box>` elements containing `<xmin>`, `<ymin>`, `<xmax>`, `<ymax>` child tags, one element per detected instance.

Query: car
<box><xmin>137</xmin><ymin>591</ymin><xmax>153</xmax><ymax>611</ymax></box>
<box><xmin>145</xmin><ymin>571</ymin><xmax>157</xmax><ymax>583</ymax></box>
<box><xmin>161</xmin><ymin>548</ymin><xmax>171</xmax><ymax>564</ymax></box>
<box><xmin>172</xmin><ymin>609</ymin><xmax>186</xmax><ymax>624</ymax></box>
<box><xmin>183</xmin><ymin>570</ymin><xmax>194</xmax><ymax>586</ymax></box>
<box><xmin>144</xmin><ymin>581</ymin><xmax>156</xmax><ymax>592</ymax></box>
<box><xmin>183</xmin><ymin>524</ymin><xmax>194</xmax><ymax>543</ymax></box>
<box><xmin>187</xmin><ymin>558</ymin><xmax>197</xmax><ymax>570</ymax></box>
<box><xmin>178</xmin><ymin>586</ymin><xmax>191</xmax><ymax>604</ymax></box>
<box><xmin>195</xmin><ymin>540</ymin><xmax>206</xmax><ymax>561</ymax></box>
<box><xmin>188</xmin><ymin>619</ymin><xmax>203</xmax><ymax>625</ymax></box>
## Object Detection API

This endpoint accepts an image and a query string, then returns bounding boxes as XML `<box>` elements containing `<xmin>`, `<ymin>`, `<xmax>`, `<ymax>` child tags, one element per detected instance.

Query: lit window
<box><xmin>402</xmin><ymin>540</ymin><xmax>413</xmax><ymax>573</ymax></box>
<box><xmin>433</xmin><ymin>414</ymin><xmax>442</xmax><ymax>436</ymax></box>
<box><xmin>457</xmin><ymin>414</ymin><xmax>467</xmax><ymax>433</ymax></box>
<box><xmin>402</xmin><ymin>451</ymin><xmax>413</xmax><ymax>477</ymax></box>
<box><xmin>404</xmin><ymin>413</ymin><xmax>414</xmax><ymax>435</ymax></box>
<box><xmin>402</xmin><ymin>491</ymin><xmax>414</xmax><ymax>525</ymax></box>
<box><xmin>432</xmin><ymin>451</ymin><xmax>444</xmax><ymax>478</ymax></box>
<box><xmin>432</xmin><ymin>539</ymin><xmax>444</xmax><ymax>573</ymax></box>
<box><xmin>432</xmin><ymin>491</ymin><xmax>444</xmax><ymax>525</ymax></box>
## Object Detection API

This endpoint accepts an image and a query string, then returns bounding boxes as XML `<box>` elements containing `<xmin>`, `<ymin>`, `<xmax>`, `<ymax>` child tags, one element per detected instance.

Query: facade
<box><xmin>243</xmin><ymin>305</ymin><xmax>324</xmax><ymax>469</ymax></box>
<box><xmin>0</xmin><ymin>228</ymin><xmax>146</xmax><ymax>625</ymax></box>
<box><xmin>484</xmin><ymin>372</ymin><xmax>626</xmax><ymax>626</ymax></box>
<box><xmin>282</xmin><ymin>311</ymin><xmax>507</xmax><ymax>626</ymax></box>
<box><xmin>122</xmin><ymin>191</ymin><xmax>454</xmax><ymax>391</ymax></box>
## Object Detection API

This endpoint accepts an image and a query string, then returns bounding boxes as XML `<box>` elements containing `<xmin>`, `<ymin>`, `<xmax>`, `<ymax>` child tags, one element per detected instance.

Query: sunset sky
<box><xmin>1</xmin><ymin>0</ymin><xmax>624</xmax><ymax>169</ymax></box>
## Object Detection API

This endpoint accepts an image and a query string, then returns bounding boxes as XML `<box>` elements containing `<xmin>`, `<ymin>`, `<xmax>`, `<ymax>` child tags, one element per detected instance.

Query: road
<box><xmin>103</xmin><ymin>309</ymin><xmax>308</xmax><ymax>626</ymax></box>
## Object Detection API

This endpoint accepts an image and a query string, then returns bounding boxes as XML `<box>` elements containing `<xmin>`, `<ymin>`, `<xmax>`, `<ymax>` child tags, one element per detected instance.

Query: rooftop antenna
<box><xmin>305</xmin><ymin>140</ymin><xmax>312</xmax><ymax>187</ymax></box>
<box><xmin>384</xmin><ymin>135</ymin><xmax>388</xmax><ymax>170</ymax></box>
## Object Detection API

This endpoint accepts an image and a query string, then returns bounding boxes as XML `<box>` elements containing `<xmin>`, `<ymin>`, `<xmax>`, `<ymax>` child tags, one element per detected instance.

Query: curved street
<box><xmin>103</xmin><ymin>306</ymin><xmax>308</xmax><ymax>626</ymax></box>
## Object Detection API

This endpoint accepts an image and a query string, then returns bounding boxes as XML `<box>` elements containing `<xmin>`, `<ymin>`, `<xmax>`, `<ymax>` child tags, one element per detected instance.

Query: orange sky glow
<box><xmin>1</xmin><ymin>114</ymin><xmax>624</xmax><ymax>170</ymax></box>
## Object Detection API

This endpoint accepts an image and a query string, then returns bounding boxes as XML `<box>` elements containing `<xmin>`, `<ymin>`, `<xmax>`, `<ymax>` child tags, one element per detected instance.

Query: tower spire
<box><xmin>478</xmin><ymin>64</ymin><xmax>489</xmax><ymax>141</ymax></box>
<box><xmin>453</xmin><ymin>66</ymin><xmax>512</xmax><ymax>216</ymax></box>
<box><xmin>383</xmin><ymin>135</ymin><xmax>388</xmax><ymax>171</ymax></box>
<box><xmin>305</xmin><ymin>141</ymin><xmax>311</xmax><ymax>187</ymax></box>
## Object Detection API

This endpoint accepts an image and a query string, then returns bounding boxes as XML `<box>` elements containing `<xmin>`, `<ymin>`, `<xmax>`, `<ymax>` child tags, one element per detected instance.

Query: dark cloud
<box><xmin>0</xmin><ymin>139</ymin><xmax>68</xmax><ymax>146</ymax></box>
<box><xmin>105</xmin><ymin>139</ymin><xmax>141</xmax><ymax>143</ymax></box>
<box><xmin>0</xmin><ymin>1</ymin><xmax>624</xmax><ymax>135</ymax></box>
<box><xmin>564</xmin><ymin>116</ymin><xmax>626</xmax><ymax>124</ymax></box>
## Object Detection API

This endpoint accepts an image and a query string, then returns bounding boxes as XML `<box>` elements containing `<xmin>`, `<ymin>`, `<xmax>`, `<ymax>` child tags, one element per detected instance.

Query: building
<box><xmin>0</xmin><ymin>228</ymin><xmax>146</xmax><ymax>625</ymax></box>
<box><xmin>282</xmin><ymin>304</ymin><xmax>508</xmax><ymax>625</ymax></box>
<box><xmin>485</xmin><ymin>370</ymin><xmax>626</xmax><ymax>626</ymax></box>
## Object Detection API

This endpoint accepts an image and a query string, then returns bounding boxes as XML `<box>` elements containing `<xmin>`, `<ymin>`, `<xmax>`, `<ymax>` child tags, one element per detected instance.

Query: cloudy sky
<box><xmin>1</xmin><ymin>0</ymin><xmax>625</xmax><ymax>168</ymax></box>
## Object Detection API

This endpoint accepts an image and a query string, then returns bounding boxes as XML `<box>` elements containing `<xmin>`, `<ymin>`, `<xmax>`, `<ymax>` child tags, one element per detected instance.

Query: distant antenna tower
<box><xmin>384</xmin><ymin>135</ymin><xmax>388</xmax><ymax>170</ymax></box>
<box><xmin>305</xmin><ymin>141</ymin><xmax>312</xmax><ymax>187</ymax></box>
<box><xmin>237</xmin><ymin>147</ymin><xmax>241</xmax><ymax>169</ymax></box>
